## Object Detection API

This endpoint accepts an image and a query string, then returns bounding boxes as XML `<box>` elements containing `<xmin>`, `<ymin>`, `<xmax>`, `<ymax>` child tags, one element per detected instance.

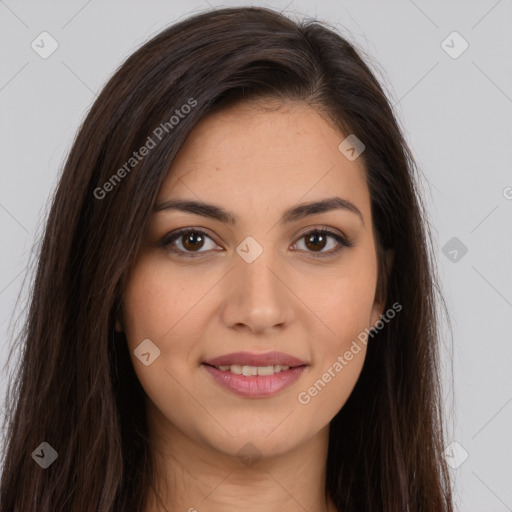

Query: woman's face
<box><xmin>119</xmin><ymin>99</ymin><xmax>386</xmax><ymax>459</ymax></box>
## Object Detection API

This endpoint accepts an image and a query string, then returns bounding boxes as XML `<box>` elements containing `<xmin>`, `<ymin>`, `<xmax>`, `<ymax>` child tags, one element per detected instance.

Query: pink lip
<box><xmin>202</xmin><ymin>365</ymin><xmax>307</xmax><ymax>398</ymax></box>
<box><xmin>202</xmin><ymin>351</ymin><xmax>308</xmax><ymax>398</ymax></box>
<box><xmin>203</xmin><ymin>351</ymin><xmax>307</xmax><ymax>367</ymax></box>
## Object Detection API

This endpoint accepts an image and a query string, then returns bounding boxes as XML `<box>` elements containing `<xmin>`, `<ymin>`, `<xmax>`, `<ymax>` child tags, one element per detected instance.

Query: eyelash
<box><xmin>159</xmin><ymin>227</ymin><xmax>353</xmax><ymax>259</ymax></box>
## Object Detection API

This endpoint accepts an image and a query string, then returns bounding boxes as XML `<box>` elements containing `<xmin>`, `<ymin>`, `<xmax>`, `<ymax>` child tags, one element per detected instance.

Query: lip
<box><xmin>203</xmin><ymin>351</ymin><xmax>307</xmax><ymax>368</ymax></box>
<box><xmin>202</xmin><ymin>364</ymin><xmax>307</xmax><ymax>398</ymax></box>
<box><xmin>202</xmin><ymin>351</ymin><xmax>308</xmax><ymax>398</ymax></box>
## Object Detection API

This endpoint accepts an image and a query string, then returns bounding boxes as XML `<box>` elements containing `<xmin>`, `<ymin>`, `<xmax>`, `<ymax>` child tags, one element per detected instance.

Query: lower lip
<box><xmin>202</xmin><ymin>364</ymin><xmax>307</xmax><ymax>397</ymax></box>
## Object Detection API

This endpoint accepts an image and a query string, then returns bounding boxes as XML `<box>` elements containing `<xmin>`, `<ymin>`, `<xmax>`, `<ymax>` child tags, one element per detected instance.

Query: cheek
<box><xmin>308</xmin><ymin>250</ymin><xmax>378</xmax><ymax>354</ymax></box>
<box><xmin>296</xmin><ymin>279</ymin><xmax>373</xmax><ymax>421</ymax></box>
<box><xmin>296</xmin><ymin>250</ymin><xmax>376</xmax><ymax>416</ymax></box>
<box><xmin>122</xmin><ymin>256</ymin><xmax>210</xmax><ymax>347</ymax></box>
<box><xmin>120</xmin><ymin>259</ymin><xmax>204</xmax><ymax>412</ymax></box>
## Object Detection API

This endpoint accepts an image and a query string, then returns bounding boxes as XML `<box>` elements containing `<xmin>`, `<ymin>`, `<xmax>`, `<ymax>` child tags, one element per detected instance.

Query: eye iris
<box><xmin>183</xmin><ymin>231</ymin><xmax>204</xmax><ymax>251</ymax></box>
<box><xmin>305</xmin><ymin>232</ymin><xmax>327</xmax><ymax>252</ymax></box>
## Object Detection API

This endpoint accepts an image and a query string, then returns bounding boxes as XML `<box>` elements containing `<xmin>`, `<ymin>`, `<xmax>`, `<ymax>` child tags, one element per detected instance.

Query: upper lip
<box><xmin>203</xmin><ymin>351</ymin><xmax>307</xmax><ymax>368</ymax></box>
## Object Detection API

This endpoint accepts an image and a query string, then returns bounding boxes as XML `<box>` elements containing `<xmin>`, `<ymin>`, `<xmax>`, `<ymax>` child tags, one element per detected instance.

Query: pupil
<box><xmin>306</xmin><ymin>232</ymin><xmax>326</xmax><ymax>251</ymax></box>
<box><xmin>184</xmin><ymin>232</ymin><xmax>203</xmax><ymax>251</ymax></box>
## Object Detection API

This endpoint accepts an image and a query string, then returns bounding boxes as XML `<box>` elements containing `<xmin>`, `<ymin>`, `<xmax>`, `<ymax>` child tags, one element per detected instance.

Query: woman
<box><xmin>0</xmin><ymin>6</ymin><xmax>453</xmax><ymax>512</ymax></box>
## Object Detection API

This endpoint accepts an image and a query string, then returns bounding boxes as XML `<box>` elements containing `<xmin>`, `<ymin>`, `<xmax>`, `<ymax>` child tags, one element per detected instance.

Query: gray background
<box><xmin>1</xmin><ymin>1</ymin><xmax>511</xmax><ymax>510</ymax></box>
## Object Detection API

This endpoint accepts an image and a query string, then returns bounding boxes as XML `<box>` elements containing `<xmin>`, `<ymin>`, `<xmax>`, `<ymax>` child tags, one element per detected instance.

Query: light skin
<box><xmin>117</xmin><ymin>99</ymin><xmax>391</xmax><ymax>512</ymax></box>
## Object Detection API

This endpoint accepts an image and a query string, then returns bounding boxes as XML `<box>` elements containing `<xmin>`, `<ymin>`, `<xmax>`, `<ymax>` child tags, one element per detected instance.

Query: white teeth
<box><xmin>216</xmin><ymin>364</ymin><xmax>291</xmax><ymax>375</ymax></box>
<box><xmin>257</xmin><ymin>365</ymin><xmax>274</xmax><ymax>376</ymax></box>
<box><xmin>242</xmin><ymin>366</ymin><xmax>258</xmax><ymax>376</ymax></box>
<box><xmin>230</xmin><ymin>364</ymin><xmax>243</xmax><ymax>375</ymax></box>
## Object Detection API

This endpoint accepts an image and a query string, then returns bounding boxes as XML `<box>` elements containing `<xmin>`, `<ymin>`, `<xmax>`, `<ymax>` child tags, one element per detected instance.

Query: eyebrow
<box><xmin>154</xmin><ymin>196</ymin><xmax>364</xmax><ymax>226</ymax></box>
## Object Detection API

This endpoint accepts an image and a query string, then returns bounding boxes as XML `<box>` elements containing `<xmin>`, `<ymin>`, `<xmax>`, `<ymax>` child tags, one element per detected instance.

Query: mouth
<box><xmin>201</xmin><ymin>351</ymin><xmax>308</xmax><ymax>397</ymax></box>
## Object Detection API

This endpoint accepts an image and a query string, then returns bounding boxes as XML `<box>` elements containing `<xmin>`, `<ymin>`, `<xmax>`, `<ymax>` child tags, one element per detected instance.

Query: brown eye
<box><xmin>304</xmin><ymin>231</ymin><xmax>328</xmax><ymax>252</ymax></box>
<box><xmin>160</xmin><ymin>227</ymin><xmax>352</xmax><ymax>259</ymax></box>
<box><xmin>293</xmin><ymin>228</ymin><xmax>351</xmax><ymax>257</ymax></box>
<box><xmin>160</xmin><ymin>228</ymin><xmax>219</xmax><ymax>257</ymax></box>
<box><xmin>182</xmin><ymin>231</ymin><xmax>205</xmax><ymax>251</ymax></box>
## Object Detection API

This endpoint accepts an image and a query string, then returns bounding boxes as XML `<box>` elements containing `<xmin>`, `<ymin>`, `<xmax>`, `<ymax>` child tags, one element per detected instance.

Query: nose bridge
<box><xmin>225</xmin><ymin>238</ymin><xmax>293</xmax><ymax>332</ymax></box>
<box><xmin>241</xmin><ymin>251</ymin><xmax>282</xmax><ymax>300</ymax></box>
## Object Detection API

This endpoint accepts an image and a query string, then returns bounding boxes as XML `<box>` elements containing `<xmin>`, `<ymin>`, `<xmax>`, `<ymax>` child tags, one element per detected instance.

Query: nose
<box><xmin>220</xmin><ymin>249</ymin><xmax>295</xmax><ymax>335</ymax></box>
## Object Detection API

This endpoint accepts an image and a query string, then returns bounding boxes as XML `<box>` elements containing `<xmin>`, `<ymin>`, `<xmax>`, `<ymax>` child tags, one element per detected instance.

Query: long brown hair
<box><xmin>0</xmin><ymin>6</ymin><xmax>453</xmax><ymax>511</ymax></box>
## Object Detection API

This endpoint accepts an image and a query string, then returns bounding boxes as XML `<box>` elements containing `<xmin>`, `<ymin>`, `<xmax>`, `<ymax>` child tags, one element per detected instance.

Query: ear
<box><xmin>115</xmin><ymin>318</ymin><xmax>124</xmax><ymax>332</ymax></box>
<box><xmin>114</xmin><ymin>306</ymin><xmax>124</xmax><ymax>333</ymax></box>
<box><xmin>369</xmin><ymin>248</ymin><xmax>394</xmax><ymax>328</ymax></box>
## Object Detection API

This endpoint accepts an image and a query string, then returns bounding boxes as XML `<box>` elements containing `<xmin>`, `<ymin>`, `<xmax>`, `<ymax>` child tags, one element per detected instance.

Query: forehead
<box><xmin>157</xmin><ymin>100</ymin><xmax>371</xmax><ymax>223</ymax></box>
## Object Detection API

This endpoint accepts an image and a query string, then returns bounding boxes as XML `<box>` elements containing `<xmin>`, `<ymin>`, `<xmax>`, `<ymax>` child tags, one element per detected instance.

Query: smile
<box><xmin>201</xmin><ymin>351</ymin><xmax>308</xmax><ymax>397</ymax></box>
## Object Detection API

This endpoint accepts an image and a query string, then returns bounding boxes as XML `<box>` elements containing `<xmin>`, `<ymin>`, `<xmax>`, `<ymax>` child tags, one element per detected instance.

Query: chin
<box><xmin>198</xmin><ymin>414</ymin><xmax>318</xmax><ymax>461</ymax></box>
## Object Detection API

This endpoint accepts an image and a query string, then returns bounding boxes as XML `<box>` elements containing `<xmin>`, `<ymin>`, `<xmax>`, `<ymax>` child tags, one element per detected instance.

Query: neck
<box><xmin>142</xmin><ymin>403</ymin><xmax>336</xmax><ymax>512</ymax></box>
